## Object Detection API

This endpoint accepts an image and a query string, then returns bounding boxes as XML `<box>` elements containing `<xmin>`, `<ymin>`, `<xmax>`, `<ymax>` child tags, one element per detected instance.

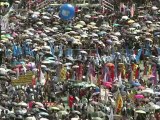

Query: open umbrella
<box><xmin>141</xmin><ymin>88</ymin><xmax>154</xmax><ymax>94</ymax></box>
<box><xmin>58</xmin><ymin>110</ymin><xmax>69</xmax><ymax>116</ymax></box>
<box><xmin>135</xmin><ymin>110</ymin><xmax>146</xmax><ymax>114</ymax></box>
<box><xmin>92</xmin><ymin>117</ymin><xmax>102</xmax><ymax>120</ymax></box>
<box><xmin>49</xmin><ymin>106</ymin><xmax>60</xmax><ymax>111</ymax></box>
<box><xmin>106</xmin><ymin>63</ymin><xmax>114</xmax><ymax>67</ymax></box>
<box><xmin>135</xmin><ymin>94</ymin><xmax>144</xmax><ymax>99</ymax></box>
<box><xmin>39</xmin><ymin>112</ymin><xmax>49</xmax><ymax>116</ymax></box>
<box><xmin>94</xmin><ymin>111</ymin><xmax>106</xmax><ymax>118</ymax></box>
<box><xmin>71</xmin><ymin>110</ymin><xmax>81</xmax><ymax>115</ymax></box>
<box><xmin>18</xmin><ymin>102</ymin><xmax>28</xmax><ymax>107</ymax></box>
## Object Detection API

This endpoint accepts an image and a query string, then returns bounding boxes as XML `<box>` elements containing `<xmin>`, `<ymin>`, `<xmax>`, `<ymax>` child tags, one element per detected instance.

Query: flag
<box><xmin>17</xmin><ymin>45</ymin><xmax>22</xmax><ymax>57</ymax></box>
<box><xmin>120</xmin><ymin>3</ymin><xmax>125</xmax><ymax>14</ymax></box>
<box><xmin>13</xmin><ymin>44</ymin><xmax>18</xmax><ymax>57</ymax></box>
<box><xmin>66</xmin><ymin>47</ymin><xmax>73</xmax><ymax>57</ymax></box>
<box><xmin>128</xmin><ymin>90</ymin><xmax>135</xmax><ymax>103</ymax></box>
<box><xmin>130</xmin><ymin>4</ymin><xmax>135</xmax><ymax>17</ymax></box>
<box><xmin>89</xmin><ymin>63</ymin><xmax>96</xmax><ymax>84</ymax></box>
<box><xmin>148</xmin><ymin>65</ymin><xmax>152</xmax><ymax>75</ymax></box>
<box><xmin>118</xmin><ymin>73</ymin><xmax>122</xmax><ymax>86</ymax></box>
<box><xmin>32</xmin><ymin>75</ymin><xmax>36</xmax><ymax>86</ymax></box>
<box><xmin>152</xmin><ymin>65</ymin><xmax>157</xmax><ymax>85</ymax></box>
<box><xmin>60</xmin><ymin>66</ymin><xmax>67</xmax><ymax>81</ymax></box>
<box><xmin>103</xmin><ymin>66</ymin><xmax>109</xmax><ymax>82</ymax></box>
<box><xmin>77</xmin><ymin>63</ymin><xmax>83</xmax><ymax>80</ymax></box>
<box><xmin>116</xmin><ymin>91</ymin><xmax>123</xmax><ymax>114</ymax></box>
<box><xmin>114</xmin><ymin>56</ymin><xmax>118</xmax><ymax>80</ymax></box>
<box><xmin>109</xmin><ymin>107</ymin><xmax>114</xmax><ymax>120</ymax></box>
<box><xmin>136</xmin><ymin>48</ymin><xmax>142</xmax><ymax>63</ymax></box>
<box><xmin>49</xmin><ymin>42</ymin><xmax>54</xmax><ymax>56</ymax></box>
<box><xmin>157</xmin><ymin>47</ymin><xmax>160</xmax><ymax>55</ymax></box>
<box><xmin>58</xmin><ymin>44</ymin><xmax>63</xmax><ymax>57</ymax></box>
<box><xmin>16</xmin><ymin>67</ymin><xmax>19</xmax><ymax>78</ymax></box>
<box><xmin>39</xmin><ymin>70</ymin><xmax>46</xmax><ymax>85</ymax></box>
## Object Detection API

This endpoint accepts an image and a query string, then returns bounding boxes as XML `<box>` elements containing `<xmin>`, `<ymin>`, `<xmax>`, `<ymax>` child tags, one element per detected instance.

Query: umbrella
<box><xmin>18</xmin><ymin>102</ymin><xmax>28</xmax><ymax>107</ymax></box>
<box><xmin>71</xmin><ymin>110</ymin><xmax>81</xmax><ymax>115</ymax></box>
<box><xmin>135</xmin><ymin>110</ymin><xmax>146</xmax><ymax>114</ymax></box>
<box><xmin>39</xmin><ymin>112</ymin><xmax>49</xmax><ymax>116</ymax></box>
<box><xmin>35</xmin><ymin>102</ymin><xmax>44</xmax><ymax>108</ymax></box>
<box><xmin>92</xmin><ymin>92</ymin><xmax>100</xmax><ymax>96</ymax></box>
<box><xmin>0</xmin><ymin>105</ymin><xmax>5</xmax><ymax>110</ymax></box>
<box><xmin>94</xmin><ymin>111</ymin><xmax>106</xmax><ymax>118</ymax></box>
<box><xmin>128</xmin><ymin>19</ymin><xmax>135</xmax><ymax>24</ymax></box>
<box><xmin>92</xmin><ymin>117</ymin><xmax>102</xmax><ymax>120</ymax></box>
<box><xmin>56</xmin><ymin>105</ymin><xmax>65</xmax><ymax>110</ymax></box>
<box><xmin>49</xmin><ymin>106</ymin><xmax>60</xmax><ymax>111</ymax></box>
<box><xmin>84</xmin><ymin>83</ymin><xmax>96</xmax><ymax>88</ymax></box>
<box><xmin>106</xmin><ymin>63</ymin><xmax>114</xmax><ymax>67</ymax></box>
<box><xmin>80</xmin><ymin>50</ymin><xmax>88</xmax><ymax>54</ymax></box>
<box><xmin>122</xmin><ymin>16</ymin><xmax>129</xmax><ymax>20</ymax></box>
<box><xmin>135</xmin><ymin>94</ymin><xmax>144</xmax><ymax>99</ymax></box>
<box><xmin>132</xmin><ymin>23</ymin><xmax>141</xmax><ymax>28</ymax></box>
<box><xmin>132</xmin><ymin>82</ymin><xmax>141</xmax><ymax>87</ymax></box>
<box><xmin>71</xmin><ymin>118</ymin><xmax>79</xmax><ymax>120</ymax></box>
<box><xmin>39</xmin><ymin>107</ymin><xmax>47</xmax><ymax>112</ymax></box>
<box><xmin>141</xmin><ymin>88</ymin><xmax>154</xmax><ymax>94</ymax></box>
<box><xmin>58</xmin><ymin>110</ymin><xmax>69</xmax><ymax>115</ymax></box>
<box><xmin>25</xmin><ymin>116</ymin><xmax>36</xmax><ymax>120</ymax></box>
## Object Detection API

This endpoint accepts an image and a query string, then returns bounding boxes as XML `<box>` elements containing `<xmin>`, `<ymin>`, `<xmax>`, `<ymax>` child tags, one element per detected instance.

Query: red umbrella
<box><xmin>103</xmin><ymin>82</ymin><xmax>112</xmax><ymax>88</ymax></box>
<box><xmin>105</xmin><ymin>63</ymin><xmax>114</xmax><ymax>67</ymax></box>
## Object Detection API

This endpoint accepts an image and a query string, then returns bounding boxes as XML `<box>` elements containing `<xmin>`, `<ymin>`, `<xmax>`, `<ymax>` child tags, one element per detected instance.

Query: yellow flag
<box><xmin>128</xmin><ymin>90</ymin><xmax>135</xmax><ymax>103</ymax></box>
<box><xmin>148</xmin><ymin>65</ymin><xmax>152</xmax><ymax>75</ymax></box>
<box><xmin>116</xmin><ymin>91</ymin><xmax>123</xmax><ymax>114</ymax></box>
<box><xmin>60</xmin><ymin>66</ymin><xmax>67</xmax><ymax>80</ymax></box>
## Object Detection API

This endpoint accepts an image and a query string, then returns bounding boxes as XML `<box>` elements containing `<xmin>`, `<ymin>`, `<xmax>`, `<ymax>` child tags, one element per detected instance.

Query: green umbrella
<box><xmin>5</xmin><ymin>34</ymin><xmax>11</xmax><ymax>38</ymax></box>
<box><xmin>84</xmin><ymin>83</ymin><xmax>96</xmax><ymax>88</ymax></box>
<box><xmin>1</xmin><ymin>35</ymin><xmax>6</xmax><ymax>39</ymax></box>
<box><xmin>65</xmin><ymin>27</ymin><xmax>72</xmax><ymax>31</ymax></box>
<box><xmin>113</xmin><ymin>24</ymin><xmax>122</xmax><ymax>27</ymax></box>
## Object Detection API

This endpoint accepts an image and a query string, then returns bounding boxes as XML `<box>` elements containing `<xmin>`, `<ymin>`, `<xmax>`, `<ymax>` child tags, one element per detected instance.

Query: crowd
<box><xmin>0</xmin><ymin>0</ymin><xmax>160</xmax><ymax>120</ymax></box>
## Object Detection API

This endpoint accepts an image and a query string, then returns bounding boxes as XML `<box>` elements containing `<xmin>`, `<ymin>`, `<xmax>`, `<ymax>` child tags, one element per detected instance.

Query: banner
<box><xmin>60</xmin><ymin>66</ymin><xmax>67</xmax><ymax>80</ymax></box>
<box><xmin>116</xmin><ymin>91</ymin><xmax>123</xmax><ymax>114</ymax></box>
<box><xmin>0</xmin><ymin>15</ymin><xmax>9</xmax><ymax>31</ymax></box>
<box><xmin>12</xmin><ymin>72</ymin><xmax>34</xmax><ymax>85</ymax></box>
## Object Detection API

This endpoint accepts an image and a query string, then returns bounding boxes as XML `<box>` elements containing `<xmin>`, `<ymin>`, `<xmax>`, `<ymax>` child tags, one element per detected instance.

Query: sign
<box><xmin>43</xmin><ymin>102</ymin><xmax>57</xmax><ymax>107</ymax></box>
<box><xmin>12</xmin><ymin>72</ymin><xmax>34</xmax><ymax>85</ymax></box>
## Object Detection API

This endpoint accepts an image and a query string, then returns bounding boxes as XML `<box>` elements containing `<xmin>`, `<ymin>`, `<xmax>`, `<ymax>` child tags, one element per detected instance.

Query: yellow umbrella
<box><xmin>0</xmin><ymin>2</ymin><xmax>9</xmax><ymax>6</ymax></box>
<box><xmin>128</xmin><ymin>19</ymin><xmax>135</xmax><ymax>24</ymax></box>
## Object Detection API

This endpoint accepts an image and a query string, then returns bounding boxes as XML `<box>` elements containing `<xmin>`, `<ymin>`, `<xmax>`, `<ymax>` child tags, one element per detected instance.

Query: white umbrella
<box><xmin>35</xmin><ymin>102</ymin><xmax>44</xmax><ymax>108</ymax></box>
<box><xmin>42</xmin><ymin>16</ymin><xmax>50</xmax><ymax>20</ymax></box>
<box><xmin>80</xmin><ymin>50</ymin><xmax>88</xmax><ymax>54</ymax></box>
<box><xmin>25</xmin><ymin>116</ymin><xmax>36</xmax><ymax>120</ymax></box>
<box><xmin>18</xmin><ymin>102</ymin><xmax>28</xmax><ymax>107</ymax></box>
<box><xmin>72</xmin><ymin>65</ymin><xmax>79</xmax><ymax>69</ymax></box>
<box><xmin>64</xmin><ymin>62</ymin><xmax>72</xmax><ymax>66</ymax></box>
<box><xmin>135</xmin><ymin>110</ymin><xmax>146</xmax><ymax>114</ymax></box>
<box><xmin>71</xmin><ymin>118</ymin><xmax>79</xmax><ymax>120</ymax></box>
<box><xmin>152</xmin><ymin>6</ymin><xmax>158</xmax><ymax>10</ymax></box>
<box><xmin>40</xmin><ymin>118</ymin><xmax>49</xmax><ymax>120</ymax></box>
<box><xmin>122</xmin><ymin>16</ymin><xmax>129</xmax><ymax>20</ymax></box>
<box><xmin>141</xmin><ymin>88</ymin><xmax>154</xmax><ymax>94</ymax></box>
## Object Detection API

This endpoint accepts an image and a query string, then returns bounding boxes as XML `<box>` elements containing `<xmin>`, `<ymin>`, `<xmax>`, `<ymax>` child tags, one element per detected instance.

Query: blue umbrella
<box><xmin>132</xmin><ymin>82</ymin><xmax>141</xmax><ymax>87</ymax></box>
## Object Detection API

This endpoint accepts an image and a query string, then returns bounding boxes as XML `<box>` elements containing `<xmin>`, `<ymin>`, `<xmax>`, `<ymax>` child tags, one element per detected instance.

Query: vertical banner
<box><xmin>116</xmin><ymin>90</ymin><xmax>123</xmax><ymax>114</ymax></box>
<box><xmin>130</xmin><ymin>4</ymin><xmax>135</xmax><ymax>17</ymax></box>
